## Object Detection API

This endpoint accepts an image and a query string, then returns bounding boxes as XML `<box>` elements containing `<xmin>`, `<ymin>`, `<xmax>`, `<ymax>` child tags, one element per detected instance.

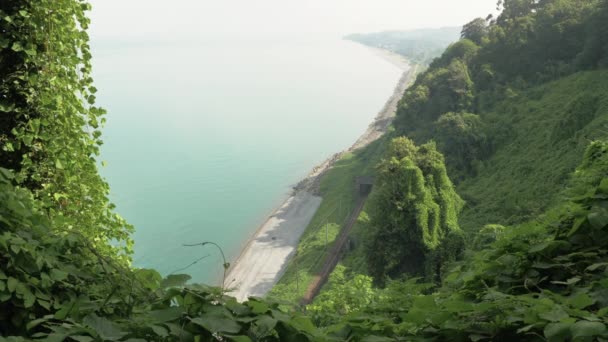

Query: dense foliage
<box><xmin>0</xmin><ymin>0</ymin><xmax>132</xmax><ymax>259</ymax></box>
<box><xmin>393</xmin><ymin>0</ymin><xmax>608</xmax><ymax>225</ymax></box>
<box><xmin>0</xmin><ymin>169</ymin><xmax>332</xmax><ymax>341</ymax></box>
<box><xmin>365</xmin><ymin>137</ymin><xmax>464</xmax><ymax>283</ymax></box>
<box><xmin>307</xmin><ymin>141</ymin><xmax>608</xmax><ymax>341</ymax></box>
<box><xmin>2</xmin><ymin>0</ymin><xmax>608</xmax><ymax>340</ymax></box>
<box><xmin>308</xmin><ymin>0</ymin><xmax>608</xmax><ymax>339</ymax></box>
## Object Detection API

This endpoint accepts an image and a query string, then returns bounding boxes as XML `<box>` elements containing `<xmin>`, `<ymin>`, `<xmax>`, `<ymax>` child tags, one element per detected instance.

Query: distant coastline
<box><xmin>225</xmin><ymin>51</ymin><xmax>418</xmax><ymax>301</ymax></box>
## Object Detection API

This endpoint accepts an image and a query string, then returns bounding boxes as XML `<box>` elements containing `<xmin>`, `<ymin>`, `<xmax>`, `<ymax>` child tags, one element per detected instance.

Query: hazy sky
<box><xmin>89</xmin><ymin>0</ymin><xmax>496</xmax><ymax>40</ymax></box>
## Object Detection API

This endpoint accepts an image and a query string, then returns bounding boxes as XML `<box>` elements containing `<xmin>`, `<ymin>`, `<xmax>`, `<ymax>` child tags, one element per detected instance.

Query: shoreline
<box><xmin>225</xmin><ymin>53</ymin><xmax>418</xmax><ymax>302</ymax></box>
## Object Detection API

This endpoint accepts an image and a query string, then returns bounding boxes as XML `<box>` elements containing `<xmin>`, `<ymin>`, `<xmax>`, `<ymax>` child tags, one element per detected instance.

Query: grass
<box><xmin>457</xmin><ymin>70</ymin><xmax>608</xmax><ymax>231</ymax></box>
<box><xmin>267</xmin><ymin>135</ymin><xmax>390</xmax><ymax>303</ymax></box>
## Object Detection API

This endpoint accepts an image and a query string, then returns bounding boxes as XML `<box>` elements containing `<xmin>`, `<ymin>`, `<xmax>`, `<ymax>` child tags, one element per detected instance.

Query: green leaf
<box><xmin>588</xmin><ymin>207</ymin><xmax>608</xmax><ymax>229</ymax></box>
<box><xmin>54</xmin><ymin>303</ymin><xmax>73</xmax><ymax>320</ymax></box>
<box><xmin>26</xmin><ymin>317</ymin><xmax>51</xmax><ymax>331</ymax></box>
<box><xmin>160</xmin><ymin>274</ymin><xmax>191</xmax><ymax>288</ymax></box>
<box><xmin>0</xmin><ymin>169</ymin><xmax>13</xmax><ymax>183</ymax></box>
<box><xmin>570</xmin><ymin>321</ymin><xmax>606</xmax><ymax>339</ymax></box>
<box><xmin>361</xmin><ymin>336</ymin><xmax>394</xmax><ymax>342</ymax></box>
<box><xmin>529</xmin><ymin>242</ymin><xmax>551</xmax><ymax>253</ymax></box>
<box><xmin>544</xmin><ymin>322</ymin><xmax>571</xmax><ymax>342</ymax></box>
<box><xmin>539</xmin><ymin>306</ymin><xmax>569</xmax><ymax>322</ymax></box>
<box><xmin>38</xmin><ymin>299</ymin><xmax>51</xmax><ymax>310</ymax></box>
<box><xmin>247</xmin><ymin>299</ymin><xmax>269</xmax><ymax>314</ymax></box>
<box><xmin>551</xmin><ymin>277</ymin><xmax>581</xmax><ymax>286</ymax></box>
<box><xmin>151</xmin><ymin>325</ymin><xmax>168</xmax><ymax>337</ymax></box>
<box><xmin>190</xmin><ymin>316</ymin><xmax>242</xmax><ymax>334</ymax></box>
<box><xmin>254</xmin><ymin>315</ymin><xmax>277</xmax><ymax>334</ymax></box>
<box><xmin>23</xmin><ymin>288</ymin><xmax>36</xmax><ymax>308</ymax></box>
<box><xmin>11</xmin><ymin>42</ymin><xmax>23</xmax><ymax>52</ymax></box>
<box><xmin>148</xmin><ymin>307</ymin><xmax>184</xmax><ymax>323</ymax></box>
<box><xmin>50</xmin><ymin>269</ymin><xmax>68</xmax><ymax>281</ymax></box>
<box><xmin>586</xmin><ymin>262</ymin><xmax>608</xmax><ymax>272</ymax></box>
<box><xmin>7</xmin><ymin>277</ymin><xmax>17</xmax><ymax>293</ymax></box>
<box><xmin>70</xmin><ymin>337</ymin><xmax>94</xmax><ymax>342</ymax></box>
<box><xmin>225</xmin><ymin>336</ymin><xmax>253</xmax><ymax>342</ymax></box>
<box><xmin>567</xmin><ymin>293</ymin><xmax>595</xmax><ymax>309</ymax></box>
<box><xmin>83</xmin><ymin>314</ymin><xmax>127</xmax><ymax>341</ymax></box>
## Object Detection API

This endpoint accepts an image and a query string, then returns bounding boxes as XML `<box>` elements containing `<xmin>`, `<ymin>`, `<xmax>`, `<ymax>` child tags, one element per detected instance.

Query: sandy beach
<box><xmin>225</xmin><ymin>50</ymin><xmax>418</xmax><ymax>302</ymax></box>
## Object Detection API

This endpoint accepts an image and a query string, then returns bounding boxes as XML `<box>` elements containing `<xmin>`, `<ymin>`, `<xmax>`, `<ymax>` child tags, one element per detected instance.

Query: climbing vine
<box><xmin>0</xmin><ymin>0</ymin><xmax>132</xmax><ymax>259</ymax></box>
<box><xmin>365</xmin><ymin>137</ymin><xmax>464</xmax><ymax>283</ymax></box>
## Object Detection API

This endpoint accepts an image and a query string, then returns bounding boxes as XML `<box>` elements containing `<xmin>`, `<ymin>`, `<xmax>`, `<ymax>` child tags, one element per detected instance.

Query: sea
<box><xmin>91</xmin><ymin>35</ymin><xmax>403</xmax><ymax>284</ymax></box>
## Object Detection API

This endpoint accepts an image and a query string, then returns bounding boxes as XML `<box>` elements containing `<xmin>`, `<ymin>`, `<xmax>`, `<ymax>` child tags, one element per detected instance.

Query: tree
<box><xmin>461</xmin><ymin>18</ymin><xmax>489</xmax><ymax>45</ymax></box>
<box><xmin>434</xmin><ymin>112</ymin><xmax>491</xmax><ymax>178</ymax></box>
<box><xmin>307</xmin><ymin>265</ymin><xmax>376</xmax><ymax>326</ymax></box>
<box><xmin>365</xmin><ymin>138</ymin><xmax>464</xmax><ymax>284</ymax></box>
<box><xmin>497</xmin><ymin>0</ymin><xmax>540</xmax><ymax>23</ymax></box>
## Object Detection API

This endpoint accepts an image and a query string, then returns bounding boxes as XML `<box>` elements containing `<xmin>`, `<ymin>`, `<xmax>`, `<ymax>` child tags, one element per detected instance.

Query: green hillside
<box><xmin>458</xmin><ymin>70</ymin><xmax>608</xmax><ymax>230</ymax></box>
<box><xmin>2</xmin><ymin>0</ymin><xmax>608</xmax><ymax>341</ymax></box>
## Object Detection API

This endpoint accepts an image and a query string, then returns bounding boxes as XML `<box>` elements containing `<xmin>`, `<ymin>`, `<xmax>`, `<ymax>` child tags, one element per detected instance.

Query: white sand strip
<box><xmin>225</xmin><ymin>192</ymin><xmax>322</xmax><ymax>302</ymax></box>
<box><xmin>225</xmin><ymin>55</ymin><xmax>418</xmax><ymax>302</ymax></box>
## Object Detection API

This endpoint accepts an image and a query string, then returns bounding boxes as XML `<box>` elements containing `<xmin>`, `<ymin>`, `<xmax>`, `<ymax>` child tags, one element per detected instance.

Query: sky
<box><xmin>89</xmin><ymin>0</ymin><xmax>497</xmax><ymax>40</ymax></box>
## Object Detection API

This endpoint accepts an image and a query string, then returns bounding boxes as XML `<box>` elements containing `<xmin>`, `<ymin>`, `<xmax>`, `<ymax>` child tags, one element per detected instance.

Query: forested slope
<box><xmin>1</xmin><ymin>0</ymin><xmax>608</xmax><ymax>341</ymax></box>
<box><xmin>309</xmin><ymin>0</ymin><xmax>608</xmax><ymax>339</ymax></box>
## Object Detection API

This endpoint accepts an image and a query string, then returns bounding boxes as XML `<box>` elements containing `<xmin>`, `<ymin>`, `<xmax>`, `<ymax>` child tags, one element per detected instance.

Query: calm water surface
<box><xmin>91</xmin><ymin>36</ymin><xmax>402</xmax><ymax>284</ymax></box>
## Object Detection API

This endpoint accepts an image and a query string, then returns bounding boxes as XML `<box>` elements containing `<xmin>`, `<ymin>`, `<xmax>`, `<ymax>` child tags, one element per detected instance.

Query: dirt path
<box><xmin>300</xmin><ymin>195</ymin><xmax>368</xmax><ymax>304</ymax></box>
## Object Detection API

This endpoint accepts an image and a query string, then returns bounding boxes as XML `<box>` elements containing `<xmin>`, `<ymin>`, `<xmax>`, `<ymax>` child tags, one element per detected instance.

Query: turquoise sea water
<box><xmin>91</xmin><ymin>36</ymin><xmax>402</xmax><ymax>284</ymax></box>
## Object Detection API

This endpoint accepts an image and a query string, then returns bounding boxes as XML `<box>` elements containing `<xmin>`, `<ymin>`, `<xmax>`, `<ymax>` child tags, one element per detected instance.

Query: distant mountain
<box><xmin>345</xmin><ymin>27</ymin><xmax>461</xmax><ymax>65</ymax></box>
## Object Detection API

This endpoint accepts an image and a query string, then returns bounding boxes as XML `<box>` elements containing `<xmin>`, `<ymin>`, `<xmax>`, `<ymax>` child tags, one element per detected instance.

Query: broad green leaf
<box><xmin>151</xmin><ymin>325</ymin><xmax>168</xmax><ymax>337</ymax></box>
<box><xmin>529</xmin><ymin>241</ymin><xmax>550</xmax><ymax>253</ymax></box>
<box><xmin>225</xmin><ymin>300</ymin><xmax>251</xmax><ymax>316</ymax></box>
<box><xmin>539</xmin><ymin>307</ymin><xmax>569</xmax><ymax>322</ymax></box>
<box><xmin>23</xmin><ymin>288</ymin><xmax>36</xmax><ymax>308</ymax></box>
<box><xmin>7</xmin><ymin>277</ymin><xmax>17</xmax><ymax>293</ymax></box>
<box><xmin>588</xmin><ymin>207</ymin><xmax>608</xmax><ymax>229</ymax></box>
<box><xmin>255</xmin><ymin>315</ymin><xmax>277</xmax><ymax>334</ymax></box>
<box><xmin>190</xmin><ymin>316</ymin><xmax>242</xmax><ymax>334</ymax></box>
<box><xmin>247</xmin><ymin>299</ymin><xmax>269</xmax><ymax>314</ymax></box>
<box><xmin>567</xmin><ymin>293</ymin><xmax>595</xmax><ymax>309</ymax></box>
<box><xmin>83</xmin><ymin>314</ymin><xmax>127</xmax><ymax>341</ymax></box>
<box><xmin>0</xmin><ymin>169</ymin><xmax>13</xmax><ymax>182</ymax></box>
<box><xmin>148</xmin><ymin>307</ymin><xmax>184</xmax><ymax>323</ymax></box>
<box><xmin>50</xmin><ymin>269</ymin><xmax>68</xmax><ymax>281</ymax></box>
<box><xmin>570</xmin><ymin>321</ymin><xmax>606</xmax><ymax>339</ymax></box>
<box><xmin>544</xmin><ymin>322</ymin><xmax>571</xmax><ymax>342</ymax></box>
<box><xmin>160</xmin><ymin>274</ymin><xmax>191</xmax><ymax>288</ymax></box>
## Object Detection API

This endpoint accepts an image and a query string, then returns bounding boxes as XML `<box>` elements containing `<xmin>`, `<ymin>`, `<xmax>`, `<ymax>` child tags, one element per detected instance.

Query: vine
<box><xmin>0</xmin><ymin>0</ymin><xmax>133</xmax><ymax>259</ymax></box>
